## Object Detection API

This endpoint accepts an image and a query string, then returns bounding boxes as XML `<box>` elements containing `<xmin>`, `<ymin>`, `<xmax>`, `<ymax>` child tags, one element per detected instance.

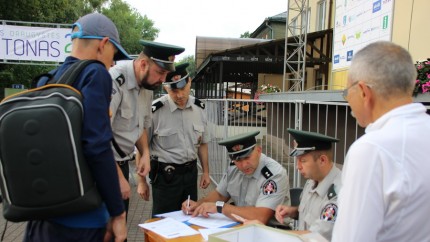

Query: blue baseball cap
<box><xmin>71</xmin><ymin>13</ymin><xmax>131</xmax><ymax>61</ymax></box>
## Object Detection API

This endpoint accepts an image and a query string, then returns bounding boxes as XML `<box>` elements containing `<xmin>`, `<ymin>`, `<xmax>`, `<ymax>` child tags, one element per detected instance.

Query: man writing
<box><xmin>275</xmin><ymin>129</ymin><xmax>340</xmax><ymax>241</ymax></box>
<box><xmin>182</xmin><ymin>131</ymin><xmax>289</xmax><ymax>225</ymax></box>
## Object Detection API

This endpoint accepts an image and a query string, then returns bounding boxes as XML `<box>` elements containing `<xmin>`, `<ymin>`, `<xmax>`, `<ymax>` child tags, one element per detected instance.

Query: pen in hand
<box><xmin>186</xmin><ymin>195</ymin><xmax>190</xmax><ymax>215</ymax></box>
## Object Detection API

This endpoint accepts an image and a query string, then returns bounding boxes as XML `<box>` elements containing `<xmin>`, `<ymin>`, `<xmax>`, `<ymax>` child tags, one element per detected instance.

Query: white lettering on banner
<box><xmin>0</xmin><ymin>25</ymin><xmax>71</xmax><ymax>62</ymax></box>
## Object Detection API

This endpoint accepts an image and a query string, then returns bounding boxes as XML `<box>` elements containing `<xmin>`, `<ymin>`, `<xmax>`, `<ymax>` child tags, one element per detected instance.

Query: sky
<box><xmin>123</xmin><ymin>0</ymin><xmax>288</xmax><ymax>60</ymax></box>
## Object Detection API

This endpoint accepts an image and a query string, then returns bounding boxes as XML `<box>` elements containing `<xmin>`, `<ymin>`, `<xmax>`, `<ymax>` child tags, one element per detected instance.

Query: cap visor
<box><xmin>153</xmin><ymin>60</ymin><xmax>175</xmax><ymax>71</ymax></box>
<box><xmin>164</xmin><ymin>77</ymin><xmax>188</xmax><ymax>89</ymax></box>
<box><xmin>111</xmin><ymin>40</ymin><xmax>131</xmax><ymax>61</ymax></box>
<box><xmin>229</xmin><ymin>147</ymin><xmax>254</xmax><ymax>161</ymax></box>
<box><xmin>289</xmin><ymin>149</ymin><xmax>306</xmax><ymax>157</ymax></box>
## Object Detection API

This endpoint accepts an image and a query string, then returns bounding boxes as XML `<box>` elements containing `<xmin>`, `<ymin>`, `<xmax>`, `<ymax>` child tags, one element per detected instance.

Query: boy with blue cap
<box><xmin>25</xmin><ymin>13</ymin><xmax>130</xmax><ymax>241</ymax></box>
<box><xmin>181</xmin><ymin>131</ymin><xmax>289</xmax><ymax>225</ymax></box>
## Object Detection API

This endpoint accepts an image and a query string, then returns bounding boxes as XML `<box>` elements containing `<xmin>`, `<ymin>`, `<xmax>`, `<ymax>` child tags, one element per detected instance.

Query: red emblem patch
<box><xmin>261</xmin><ymin>180</ymin><xmax>277</xmax><ymax>195</ymax></box>
<box><xmin>320</xmin><ymin>203</ymin><xmax>338</xmax><ymax>222</ymax></box>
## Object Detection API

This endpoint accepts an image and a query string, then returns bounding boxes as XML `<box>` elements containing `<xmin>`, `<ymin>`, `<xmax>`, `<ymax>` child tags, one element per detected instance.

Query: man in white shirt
<box><xmin>332</xmin><ymin>41</ymin><xmax>430</xmax><ymax>242</ymax></box>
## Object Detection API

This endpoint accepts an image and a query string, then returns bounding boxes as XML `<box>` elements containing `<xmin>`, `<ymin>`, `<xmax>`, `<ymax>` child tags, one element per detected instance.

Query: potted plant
<box><xmin>414</xmin><ymin>58</ymin><xmax>430</xmax><ymax>96</ymax></box>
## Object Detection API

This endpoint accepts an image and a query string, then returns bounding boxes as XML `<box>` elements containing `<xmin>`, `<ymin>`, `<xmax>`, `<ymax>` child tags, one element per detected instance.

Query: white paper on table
<box><xmin>188</xmin><ymin>213</ymin><xmax>239</xmax><ymax>229</ymax></box>
<box><xmin>138</xmin><ymin>217</ymin><xmax>199</xmax><ymax>239</ymax></box>
<box><xmin>154</xmin><ymin>210</ymin><xmax>191</xmax><ymax>222</ymax></box>
<box><xmin>199</xmin><ymin>228</ymin><xmax>232</xmax><ymax>241</ymax></box>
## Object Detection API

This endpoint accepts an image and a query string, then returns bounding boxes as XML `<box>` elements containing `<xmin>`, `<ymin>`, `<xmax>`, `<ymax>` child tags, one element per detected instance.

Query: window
<box><xmin>317</xmin><ymin>0</ymin><xmax>326</xmax><ymax>31</ymax></box>
<box><xmin>301</xmin><ymin>8</ymin><xmax>311</xmax><ymax>33</ymax></box>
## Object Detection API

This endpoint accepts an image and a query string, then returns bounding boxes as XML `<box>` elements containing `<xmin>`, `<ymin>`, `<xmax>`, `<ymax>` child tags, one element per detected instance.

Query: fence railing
<box><xmin>203</xmin><ymin>98</ymin><xmax>365</xmax><ymax>188</ymax></box>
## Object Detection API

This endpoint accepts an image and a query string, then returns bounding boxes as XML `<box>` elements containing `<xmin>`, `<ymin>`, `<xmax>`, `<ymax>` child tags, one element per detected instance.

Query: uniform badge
<box><xmin>115</xmin><ymin>74</ymin><xmax>125</xmax><ymax>86</ymax></box>
<box><xmin>232</xmin><ymin>144</ymin><xmax>244</xmax><ymax>152</ymax></box>
<box><xmin>320</xmin><ymin>203</ymin><xmax>338</xmax><ymax>222</ymax></box>
<box><xmin>261</xmin><ymin>180</ymin><xmax>277</xmax><ymax>195</ymax></box>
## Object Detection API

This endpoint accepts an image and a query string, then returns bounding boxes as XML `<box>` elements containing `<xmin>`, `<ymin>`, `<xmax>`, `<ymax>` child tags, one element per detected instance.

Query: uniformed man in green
<box><xmin>182</xmin><ymin>131</ymin><xmax>289</xmax><ymax>225</ymax></box>
<box><xmin>109</xmin><ymin>40</ymin><xmax>184</xmax><ymax>220</ymax></box>
<box><xmin>148</xmin><ymin>62</ymin><xmax>210</xmax><ymax>215</ymax></box>
<box><xmin>275</xmin><ymin>129</ymin><xmax>341</xmax><ymax>241</ymax></box>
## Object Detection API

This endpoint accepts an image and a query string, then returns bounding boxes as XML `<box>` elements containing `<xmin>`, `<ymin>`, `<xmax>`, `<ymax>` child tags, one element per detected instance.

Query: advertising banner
<box><xmin>0</xmin><ymin>24</ymin><xmax>71</xmax><ymax>62</ymax></box>
<box><xmin>333</xmin><ymin>0</ymin><xmax>395</xmax><ymax>70</ymax></box>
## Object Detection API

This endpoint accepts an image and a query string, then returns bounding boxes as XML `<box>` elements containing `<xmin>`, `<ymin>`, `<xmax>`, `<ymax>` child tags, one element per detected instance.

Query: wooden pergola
<box><xmin>192</xmin><ymin>29</ymin><xmax>333</xmax><ymax>99</ymax></box>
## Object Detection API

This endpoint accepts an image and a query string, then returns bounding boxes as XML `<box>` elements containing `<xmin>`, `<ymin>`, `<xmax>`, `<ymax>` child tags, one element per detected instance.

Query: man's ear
<box><xmin>319</xmin><ymin>154</ymin><xmax>329</xmax><ymax>165</ymax></box>
<box><xmin>359</xmin><ymin>81</ymin><xmax>374</xmax><ymax>110</ymax></box>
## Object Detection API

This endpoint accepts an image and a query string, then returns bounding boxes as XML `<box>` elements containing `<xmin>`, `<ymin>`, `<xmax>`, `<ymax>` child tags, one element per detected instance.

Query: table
<box><xmin>142</xmin><ymin>218</ymin><xmax>213</xmax><ymax>242</ymax></box>
<box><xmin>142</xmin><ymin>218</ymin><xmax>310</xmax><ymax>242</ymax></box>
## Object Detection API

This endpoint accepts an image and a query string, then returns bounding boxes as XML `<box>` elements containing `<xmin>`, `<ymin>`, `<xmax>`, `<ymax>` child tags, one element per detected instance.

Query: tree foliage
<box><xmin>177</xmin><ymin>55</ymin><xmax>196</xmax><ymax>78</ymax></box>
<box><xmin>240</xmin><ymin>31</ymin><xmax>251</xmax><ymax>38</ymax></box>
<box><xmin>102</xmin><ymin>0</ymin><xmax>159</xmax><ymax>55</ymax></box>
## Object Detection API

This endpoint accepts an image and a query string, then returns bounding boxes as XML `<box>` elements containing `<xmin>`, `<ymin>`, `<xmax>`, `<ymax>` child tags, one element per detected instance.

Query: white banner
<box><xmin>0</xmin><ymin>24</ymin><xmax>72</xmax><ymax>62</ymax></box>
<box><xmin>332</xmin><ymin>0</ymin><xmax>395</xmax><ymax>70</ymax></box>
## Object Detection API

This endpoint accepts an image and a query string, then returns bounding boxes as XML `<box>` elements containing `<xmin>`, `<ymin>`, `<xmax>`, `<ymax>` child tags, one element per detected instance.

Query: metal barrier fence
<box><xmin>203</xmin><ymin>98</ymin><xmax>365</xmax><ymax>188</ymax></box>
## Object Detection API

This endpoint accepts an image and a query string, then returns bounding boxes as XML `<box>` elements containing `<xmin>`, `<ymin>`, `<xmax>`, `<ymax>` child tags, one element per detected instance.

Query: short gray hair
<box><xmin>348</xmin><ymin>41</ymin><xmax>416</xmax><ymax>98</ymax></box>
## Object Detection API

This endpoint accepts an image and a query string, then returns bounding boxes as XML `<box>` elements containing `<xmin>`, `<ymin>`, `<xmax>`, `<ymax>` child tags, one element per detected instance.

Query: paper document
<box><xmin>199</xmin><ymin>228</ymin><xmax>232</xmax><ymax>241</ymax></box>
<box><xmin>188</xmin><ymin>213</ymin><xmax>239</xmax><ymax>229</ymax></box>
<box><xmin>138</xmin><ymin>217</ymin><xmax>199</xmax><ymax>239</ymax></box>
<box><xmin>155</xmin><ymin>210</ymin><xmax>191</xmax><ymax>222</ymax></box>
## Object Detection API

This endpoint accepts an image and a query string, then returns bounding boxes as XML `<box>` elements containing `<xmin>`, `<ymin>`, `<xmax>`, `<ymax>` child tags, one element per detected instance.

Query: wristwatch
<box><xmin>216</xmin><ymin>201</ymin><xmax>225</xmax><ymax>213</ymax></box>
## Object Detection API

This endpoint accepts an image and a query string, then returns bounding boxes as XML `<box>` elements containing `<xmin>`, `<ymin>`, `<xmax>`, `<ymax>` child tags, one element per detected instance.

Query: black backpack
<box><xmin>0</xmin><ymin>60</ymin><xmax>103</xmax><ymax>222</ymax></box>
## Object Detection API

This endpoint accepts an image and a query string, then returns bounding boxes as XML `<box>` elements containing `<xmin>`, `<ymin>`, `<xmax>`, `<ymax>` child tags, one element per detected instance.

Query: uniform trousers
<box><xmin>117</xmin><ymin>161</ymin><xmax>130</xmax><ymax>219</ymax></box>
<box><xmin>151</xmin><ymin>164</ymin><xmax>197</xmax><ymax>216</ymax></box>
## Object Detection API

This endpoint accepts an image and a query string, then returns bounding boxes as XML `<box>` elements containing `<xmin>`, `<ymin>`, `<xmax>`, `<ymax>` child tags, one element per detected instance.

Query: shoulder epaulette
<box><xmin>152</xmin><ymin>100</ymin><xmax>163</xmax><ymax>113</ymax></box>
<box><xmin>194</xmin><ymin>98</ymin><xmax>205</xmax><ymax>109</ymax></box>
<box><xmin>327</xmin><ymin>183</ymin><xmax>337</xmax><ymax>200</ymax></box>
<box><xmin>261</xmin><ymin>166</ymin><xmax>273</xmax><ymax>179</ymax></box>
<box><xmin>115</xmin><ymin>74</ymin><xmax>125</xmax><ymax>86</ymax></box>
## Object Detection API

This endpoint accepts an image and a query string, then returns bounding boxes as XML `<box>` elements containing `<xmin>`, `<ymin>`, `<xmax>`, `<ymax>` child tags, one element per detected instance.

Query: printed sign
<box><xmin>332</xmin><ymin>0</ymin><xmax>395</xmax><ymax>70</ymax></box>
<box><xmin>0</xmin><ymin>24</ymin><xmax>71</xmax><ymax>62</ymax></box>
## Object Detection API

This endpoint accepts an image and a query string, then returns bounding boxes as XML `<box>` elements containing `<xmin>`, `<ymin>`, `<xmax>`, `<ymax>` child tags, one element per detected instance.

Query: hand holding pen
<box><xmin>181</xmin><ymin>196</ymin><xmax>197</xmax><ymax>215</ymax></box>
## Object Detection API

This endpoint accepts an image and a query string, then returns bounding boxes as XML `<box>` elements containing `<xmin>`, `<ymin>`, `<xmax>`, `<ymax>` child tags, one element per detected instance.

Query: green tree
<box><xmin>240</xmin><ymin>31</ymin><xmax>251</xmax><ymax>38</ymax></box>
<box><xmin>177</xmin><ymin>55</ymin><xmax>196</xmax><ymax>78</ymax></box>
<box><xmin>102</xmin><ymin>0</ymin><xmax>159</xmax><ymax>55</ymax></box>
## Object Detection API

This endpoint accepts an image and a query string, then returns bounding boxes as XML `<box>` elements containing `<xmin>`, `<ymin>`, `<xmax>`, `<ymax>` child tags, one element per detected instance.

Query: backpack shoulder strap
<box><xmin>56</xmin><ymin>60</ymin><xmax>103</xmax><ymax>85</ymax></box>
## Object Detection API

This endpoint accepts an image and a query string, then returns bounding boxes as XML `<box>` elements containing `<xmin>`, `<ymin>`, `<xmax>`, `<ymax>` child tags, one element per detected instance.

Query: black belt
<box><xmin>117</xmin><ymin>155</ymin><xmax>135</xmax><ymax>166</ymax></box>
<box><xmin>156</xmin><ymin>160</ymin><xmax>197</xmax><ymax>174</ymax></box>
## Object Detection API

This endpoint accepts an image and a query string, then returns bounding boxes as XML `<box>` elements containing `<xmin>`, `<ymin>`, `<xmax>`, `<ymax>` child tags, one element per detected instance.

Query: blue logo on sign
<box><xmin>347</xmin><ymin>50</ymin><xmax>353</xmax><ymax>61</ymax></box>
<box><xmin>334</xmin><ymin>55</ymin><xmax>340</xmax><ymax>64</ymax></box>
<box><xmin>373</xmin><ymin>0</ymin><xmax>381</xmax><ymax>13</ymax></box>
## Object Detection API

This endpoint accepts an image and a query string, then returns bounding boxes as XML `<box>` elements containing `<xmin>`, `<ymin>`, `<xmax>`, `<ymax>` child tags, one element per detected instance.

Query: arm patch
<box><xmin>261</xmin><ymin>166</ymin><xmax>273</xmax><ymax>179</ymax></box>
<box><xmin>194</xmin><ymin>98</ymin><xmax>205</xmax><ymax>109</ymax></box>
<box><xmin>327</xmin><ymin>183</ymin><xmax>337</xmax><ymax>200</ymax></box>
<box><xmin>152</xmin><ymin>101</ymin><xmax>163</xmax><ymax>113</ymax></box>
<box><xmin>115</xmin><ymin>74</ymin><xmax>125</xmax><ymax>86</ymax></box>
